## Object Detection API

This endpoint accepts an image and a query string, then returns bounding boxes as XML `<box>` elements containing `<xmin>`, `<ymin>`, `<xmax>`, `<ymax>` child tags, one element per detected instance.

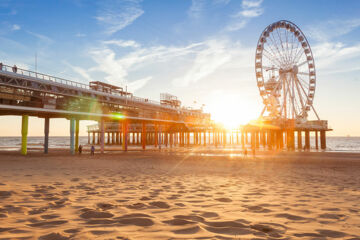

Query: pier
<box><xmin>0</xmin><ymin>60</ymin><xmax>331</xmax><ymax>155</ymax></box>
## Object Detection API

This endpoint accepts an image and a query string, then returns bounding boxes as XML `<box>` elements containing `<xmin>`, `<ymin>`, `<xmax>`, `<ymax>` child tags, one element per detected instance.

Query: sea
<box><xmin>0</xmin><ymin>136</ymin><xmax>359</xmax><ymax>152</ymax></box>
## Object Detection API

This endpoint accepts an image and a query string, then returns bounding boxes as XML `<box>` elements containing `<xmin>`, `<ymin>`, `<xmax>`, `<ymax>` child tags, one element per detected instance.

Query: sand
<box><xmin>0</xmin><ymin>149</ymin><xmax>360</xmax><ymax>239</ymax></box>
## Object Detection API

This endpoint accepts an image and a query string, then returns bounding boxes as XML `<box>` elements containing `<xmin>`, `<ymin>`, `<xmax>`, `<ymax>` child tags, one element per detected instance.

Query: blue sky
<box><xmin>1</xmin><ymin>0</ymin><xmax>360</xmax><ymax>136</ymax></box>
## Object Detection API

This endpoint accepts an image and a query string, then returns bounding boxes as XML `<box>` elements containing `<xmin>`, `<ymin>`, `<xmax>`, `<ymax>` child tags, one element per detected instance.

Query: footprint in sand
<box><xmin>172</xmin><ymin>226</ymin><xmax>200</xmax><ymax>234</ymax></box>
<box><xmin>96</xmin><ymin>202</ymin><xmax>115</xmax><ymax>210</ymax></box>
<box><xmin>214</xmin><ymin>197</ymin><xmax>232</xmax><ymax>203</ymax></box>
<box><xmin>316</xmin><ymin>229</ymin><xmax>347</xmax><ymax>238</ymax></box>
<box><xmin>38</xmin><ymin>232</ymin><xmax>69</xmax><ymax>240</ymax></box>
<box><xmin>244</xmin><ymin>205</ymin><xmax>272</xmax><ymax>213</ymax></box>
<box><xmin>163</xmin><ymin>218</ymin><xmax>196</xmax><ymax>226</ymax></box>
<box><xmin>115</xmin><ymin>214</ymin><xmax>154</xmax><ymax>227</ymax></box>
<box><xmin>126</xmin><ymin>203</ymin><xmax>147</xmax><ymax>210</ymax></box>
<box><xmin>275</xmin><ymin>213</ymin><xmax>308</xmax><ymax>221</ymax></box>
<box><xmin>0</xmin><ymin>191</ymin><xmax>12</xmax><ymax>199</ymax></box>
<box><xmin>80</xmin><ymin>209</ymin><xmax>114</xmax><ymax>219</ymax></box>
<box><xmin>28</xmin><ymin>220</ymin><xmax>68</xmax><ymax>228</ymax></box>
<box><xmin>149</xmin><ymin>201</ymin><xmax>170</xmax><ymax>209</ymax></box>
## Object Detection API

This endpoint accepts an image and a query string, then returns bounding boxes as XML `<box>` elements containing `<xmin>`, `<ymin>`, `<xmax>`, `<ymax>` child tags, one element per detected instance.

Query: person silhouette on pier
<box><xmin>12</xmin><ymin>65</ymin><xmax>17</xmax><ymax>73</ymax></box>
<box><xmin>78</xmin><ymin>145</ymin><xmax>83</xmax><ymax>155</ymax></box>
<box><xmin>90</xmin><ymin>145</ymin><xmax>95</xmax><ymax>155</ymax></box>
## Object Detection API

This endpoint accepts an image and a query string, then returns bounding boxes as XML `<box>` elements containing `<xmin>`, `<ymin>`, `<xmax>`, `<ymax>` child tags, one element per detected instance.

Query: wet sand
<box><xmin>0</xmin><ymin>150</ymin><xmax>360</xmax><ymax>239</ymax></box>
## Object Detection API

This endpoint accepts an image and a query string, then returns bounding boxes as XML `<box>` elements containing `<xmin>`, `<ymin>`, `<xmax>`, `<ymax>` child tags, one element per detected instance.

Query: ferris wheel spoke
<box><xmin>297</xmin><ymin>60</ymin><xmax>308</xmax><ymax>68</ymax></box>
<box><xmin>263</xmin><ymin>66</ymin><xmax>279</xmax><ymax>70</ymax></box>
<box><xmin>263</xmin><ymin>49</ymin><xmax>282</xmax><ymax>67</ymax></box>
<box><xmin>297</xmin><ymin>72</ymin><xmax>309</xmax><ymax>76</ymax></box>
<box><xmin>294</xmin><ymin>76</ymin><xmax>305</xmax><ymax>111</ymax></box>
<box><xmin>293</xmin><ymin>49</ymin><xmax>305</xmax><ymax>65</ymax></box>
<box><xmin>265</xmin><ymin>40</ymin><xmax>284</xmax><ymax>66</ymax></box>
<box><xmin>275</xmin><ymin>28</ymin><xmax>287</xmax><ymax>63</ymax></box>
<box><xmin>295</xmin><ymin>75</ymin><xmax>311</xmax><ymax>106</ymax></box>
<box><xmin>269</xmin><ymin>32</ymin><xmax>286</xmax><ymax>64</ymax></box>
<box><xmin>287</xmin><ymin>75</ymin><xmax>298</xmax><ymax>118</ymax></box>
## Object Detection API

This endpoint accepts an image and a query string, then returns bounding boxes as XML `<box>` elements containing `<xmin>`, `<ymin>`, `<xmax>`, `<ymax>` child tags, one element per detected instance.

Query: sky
<box><xmin>1</xmin><ymin>0</ymin><xmax>360</xmax><ymax>136</ymax></box>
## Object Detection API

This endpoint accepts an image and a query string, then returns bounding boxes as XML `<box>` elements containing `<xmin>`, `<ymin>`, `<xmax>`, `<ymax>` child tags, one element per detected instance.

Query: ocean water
<box><xmin>0</xmin><ymin>136</ymin><xmax>359</xmax><ymax>152</ymax></box>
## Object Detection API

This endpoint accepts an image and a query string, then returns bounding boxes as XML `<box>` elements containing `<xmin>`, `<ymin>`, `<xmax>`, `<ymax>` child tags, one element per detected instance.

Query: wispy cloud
<box><xmin>103</xmin><ymin>39</ymin><xmax>140</xmax><ymax>48</ymax></box>
<box><xmin>242</xmin><ymin>0</ymin><xmax>263</xmax><ymax>8</ymax></box>
<box><xmin>75</xmin><ymin>33</ymin><xmax>86</xmax><ymax>38</ymax></box>
<box><xmin>26</xmin><ymin>31</ymin><xmax>53</xmax><ymax>44</ymax></box>
<box><xmin>226</xmin><ymin>0</ymin><xmax>264</xmax><ymax>31</ymax></box>
<box><xmin>11</xmin><ymin>24</ymin><xmax>20</xmax><ymax>31</ymax></box>
<box><xmin>313</xmin><ymin>41</ymin><xmax>360</xmax><ymax>74</ymax></box>
<box><xmin>87</xmin><ymin>40</ymin><xmax>203</xmax><ymax>91</ymax></box>
<box><xmin>96</xmin><ymin>0</ymin><xmax>144</xmax><ymax>35</ymax></box>
<box><xmin>172</xmin><ymin>39</ymin><xmax>232</xmax><ymax>87</ymax></box>
<box><xmin>64</xmin><ymin>61</ymin><xmax>94</xmax><ymax>83</ymax></box>
<box><xmin>306</xmin><ymin>18</ymin><xmax>360</xmax><ymax>42</ymax></box>
<box><xmin>188</xmin><ymin>0</ymin><xmax>205</xmax><ymax>19</ymax></box>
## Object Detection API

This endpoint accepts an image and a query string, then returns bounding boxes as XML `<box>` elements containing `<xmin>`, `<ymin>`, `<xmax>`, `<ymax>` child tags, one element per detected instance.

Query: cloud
<box><xmin>213</xmin><ymin>0</ymin><xmax>231</xmax><ymax>5</ymax></box>
<box><xmin>312</xmin><ymin>41</ymin><xmax>360</xmax><ymax>74</ymax></box>
<box><xmin>306</xmin><ymin>18</ymin><xmax>360</xmax><ymax>42</ymax></box>
<box><xmin>226</xmin><ymin>0</ymin><xmax>264</xmax><ymax>32</ymax></box>
<box><xmin>11</xmin><ymin>24</ymin><xmax>20</xmax><ymax>31</ymax></box>
<box><xmin>75</xmin><ymin>33</ymin><xmax>86</xmax><ymax>37</ymax></box>
<box><xmin>172</xmin><ymin>39</ymin><xmax>239</xmax><ymax>87</ymax></box>
<box><xmin>87</xmin><ymin>40</ymin><xmax>203</xmax><ymax>89</ymax></box>
<box><xmin>96</xmin><ymin>0</ymin><xmax>144</xmax><ymax>35</ymax></box>
<box><xmin>239</xmin><ymin>8</ymin><xmax>263</xmax><ymax>17</ymax></box>
<box><xmin>127</xmin><ymin>76</ymin><xmax>152</xmax><ymax>91</ymax></box>
<box><xmin>242</xmin><ymin>0</ymin><xmax>263</xmax><ymax>8</ymax></box>
<box><xmin>103</xmin><ymin>39</ymin><xmax>140</xmax><ymax>48</ymax></box>
<box><xmin>26</xmin><ymin>31</ymin><xmax>53</xmax><ymax>44</ymax></box>
<box><xmin>65</xmin><ymin>61</ymin><xmax>94</xmax><ymax>83</ymax></box>
<box><xmin>188</xmin><ymin>0</ymin><xmax>205</xmax><ymax>19</ymax></box>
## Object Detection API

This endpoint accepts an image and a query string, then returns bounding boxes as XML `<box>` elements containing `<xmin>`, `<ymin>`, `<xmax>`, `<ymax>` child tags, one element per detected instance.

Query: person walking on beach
<box><xmin>90</xmin><ymin>145</ymin><xmax>95</xmax><ymax>155</ymax></box>
<box><xmin>243</xmin><ymin>148</ymin><xmax>248</xmax><ymax>158</ymax></box>
<box><xmin>78</xmin><ymin>145</ymin><xmax>83</xmax><ymax>155</ymax></box>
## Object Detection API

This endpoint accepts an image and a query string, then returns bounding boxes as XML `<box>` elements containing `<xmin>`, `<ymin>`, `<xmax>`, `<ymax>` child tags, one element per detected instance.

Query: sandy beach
<box><xmin>0</xmin><ymin>150</ymin><xmax>360</xmax><ymax>239</ymax></box>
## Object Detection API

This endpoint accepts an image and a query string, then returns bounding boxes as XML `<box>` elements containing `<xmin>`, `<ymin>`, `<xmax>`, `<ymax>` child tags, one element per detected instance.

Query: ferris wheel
<box><xmin>255</xmin><ymin>20</ymin><xmax>319</xmax><ymax>121</ymax></box>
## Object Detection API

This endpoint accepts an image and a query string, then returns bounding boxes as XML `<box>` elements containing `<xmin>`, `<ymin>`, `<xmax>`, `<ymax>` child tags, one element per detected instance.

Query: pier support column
<box><xmin>122</xmin><ymin>121</ymin><xmax>128</xmax><ymax>151</ymax></box>
<box><xmin>315</xmin><ymin>131</ymin><xmax>319</xmax><ymax>150</ymax></box>
<box><xmin>154</xmin><ymin>125</ymin><xmax>158</xmax><ymax>148</ymax></box>
<box><xmin>92</xmin><ymin>132</ymin><xmax>95</xmax><ymax>144</ymax></box>
<box><xmin>251</xmin><ymin>131</ymin><xmax>255</xmax><ymax>150</ymax></box>
<box><xmin>203</xmin><ymin>132</ymin><xmax>206</xmax><ymax>146</ymax></box>
<box><xmin>287</xmin><ymin>130</ymin><xmax>295</xmax><ymax>150</ymax></box>
<box><xmin>88</xmin><ymin>132</ymin><xmax>90</xmax><ymax>145</ymax></box>
<box><xmin>241</xmin><ymin>132</ymin><xmax>245</xmax><ymax>148</ymax></box>
<box><xmin>187</xmin><ymin>132</ymin><xmax>190</xmax><ymax>147</ymax></box>
<box><xmin>100</xmin><ymin>119</ymin><xmax>105</xmax><ymax>153</ymax></box>
<box><xmin>255</xmin><ymin>132</ymin><xmax>260</xmax><ymax>149</ymax></box>
<box><xmin>142</xmin><ymin>122</ymin><xmax>146</xmax><ymax>150</ymax></box>
<box><xmin>75</xmin><ymin>119</ymin><xmax>79</xmax><ymax>153</ymax></box>
<box><xmin>158</xmin><ymin>125</ymin><xmax>162</xmax><ymax>150</ymax></box>
<box><xmin>305</xmin><ymin>130</ymin><xmax>310</xmax><ymax>150</ymax></box>
<box><xmin>44</xmin><ymin>117</ymin><xmax>49</xmax><ymax>154</ymax></box>
<box><xmin>297</xmin><ymin>131</ymin><xmax>302</xmax><ymax>150</ymax></box>
<box><xmin>70</xmin><ymin>118</ymin><xmax>75</xmax><ymax>155</ymax></box>
<box><xmin>21</xmin><ymin>115</ymin><xmax>28</xmax><ymax>155</ymax></box>
<box><xmin>320</xmin><ymin>130</ymin><xmax>326</xmax><ymax>150</ymax></box>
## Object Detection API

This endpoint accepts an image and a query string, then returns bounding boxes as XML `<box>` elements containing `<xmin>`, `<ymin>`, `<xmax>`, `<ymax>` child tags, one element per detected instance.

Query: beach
<box><xmin>0</xmin><ymin>150</ymin><xmax>360</xmax><ymax>239</ymax></box>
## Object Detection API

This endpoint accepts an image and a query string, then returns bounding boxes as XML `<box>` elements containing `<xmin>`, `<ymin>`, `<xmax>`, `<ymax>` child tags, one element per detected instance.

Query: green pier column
<box><xmin>70</xmin><ymin>118</ymin><xmax>75</xmax><ymax>155</ymax></box>
<box><xmin>21</xmin><ymin>115</ymin><xmax>29</xmax><ymax>155</ymax></box>
<box><xmin>100</xmin><ymin>119</ymin><xmax>105</xmax><ymax>153</ymax></box>
<box><xmin>75</xmin><ymin>119</ymin><xmax>79</xmax><ymax>153</ymax></box>
<box><xmin>44</xmin><ymin>117</ymin><xmax>50</xmax><ymax>154</ymax></box>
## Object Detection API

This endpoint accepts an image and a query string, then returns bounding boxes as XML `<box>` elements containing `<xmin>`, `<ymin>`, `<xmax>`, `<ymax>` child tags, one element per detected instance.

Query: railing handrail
<box><xmin>0</xmin><ymin>62</ymin><xmax>206</xmax><ymax>116</ymax></box>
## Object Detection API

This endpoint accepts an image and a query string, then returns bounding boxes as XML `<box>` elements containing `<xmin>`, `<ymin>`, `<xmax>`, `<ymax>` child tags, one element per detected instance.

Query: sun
<box><xmin>204</xmin><ymin>93</ymin><xmax>260</xmax><ymax>130</ymax></box>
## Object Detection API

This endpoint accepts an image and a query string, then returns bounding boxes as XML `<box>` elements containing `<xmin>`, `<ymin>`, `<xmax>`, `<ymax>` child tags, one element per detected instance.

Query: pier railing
<box><xmin>0</xmin><ymin>63</ymin><xmax>205</xmax><ymax>115</ymax></box>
